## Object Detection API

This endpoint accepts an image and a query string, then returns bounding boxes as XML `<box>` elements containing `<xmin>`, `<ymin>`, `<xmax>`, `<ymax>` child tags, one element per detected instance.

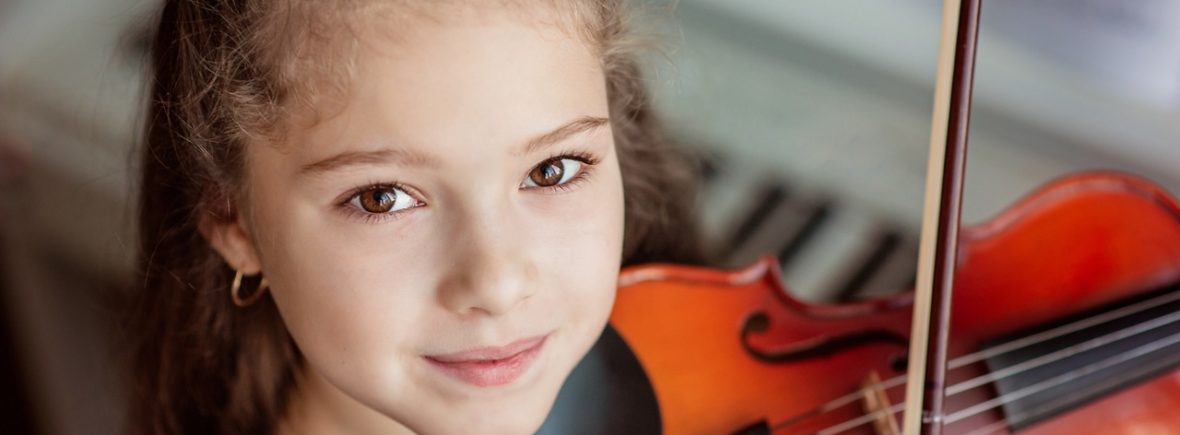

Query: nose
<box><xmin>436</xmin><ymin>203</ymin><xmax>535</xmax><ymax>317</ymax></box>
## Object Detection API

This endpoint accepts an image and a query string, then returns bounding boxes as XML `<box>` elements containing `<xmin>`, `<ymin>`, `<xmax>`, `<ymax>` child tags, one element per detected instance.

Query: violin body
<box><xmin>610</xmin><ymin>172</ymin><xmax>1180</xmax><ymax>434</ymax></box>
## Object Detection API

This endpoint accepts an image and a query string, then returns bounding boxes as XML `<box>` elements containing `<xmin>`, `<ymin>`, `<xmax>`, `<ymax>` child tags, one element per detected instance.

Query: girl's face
<box><xmin>208</xmin><ymin>8</ymin><xmax>623</xmax><ymax>435</ymax></box>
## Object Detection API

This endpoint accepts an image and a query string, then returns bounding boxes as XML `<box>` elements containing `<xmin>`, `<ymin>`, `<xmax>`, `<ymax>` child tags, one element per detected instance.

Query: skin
<box><xmin>202</xmin><ymin>7</ymin><xmax>623</xmax><ymax>435</ymax></box>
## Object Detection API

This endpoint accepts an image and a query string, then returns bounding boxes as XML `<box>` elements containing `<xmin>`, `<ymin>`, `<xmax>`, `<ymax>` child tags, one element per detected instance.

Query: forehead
<box><xmin>266</xmin><ymin>1</ymin><xmax>602</xmax><ymax>126</ymax></box>
<box><xmin>273</xmin><ymin>5</ymin><xmax>609</xmax><ymax>165</ymax></box>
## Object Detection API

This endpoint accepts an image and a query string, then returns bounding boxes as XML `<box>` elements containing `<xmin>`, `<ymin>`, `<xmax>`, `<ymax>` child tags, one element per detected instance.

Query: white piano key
<box><xmin>697</xmin><ymin>166</ymin><xmax>779</xmax><ymax>252</ymax></box>
<box><xmin>780</xmin><ymin>206</ymin><xmax>877</xmax><ymax>302</ymax></box>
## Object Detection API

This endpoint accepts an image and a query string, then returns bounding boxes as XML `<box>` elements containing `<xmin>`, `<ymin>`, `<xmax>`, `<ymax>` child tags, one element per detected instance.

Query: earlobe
<box><xmin>198</xmin><ymin>211</ymin><xmax>263</xmax><ymax>275</ymax></box>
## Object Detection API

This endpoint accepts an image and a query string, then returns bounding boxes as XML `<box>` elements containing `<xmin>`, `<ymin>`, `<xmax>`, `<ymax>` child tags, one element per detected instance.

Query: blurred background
<box><xmin>2</xmin><ymin>0</ymin><xmax>1179</xmax><ymax>433</ymax></box>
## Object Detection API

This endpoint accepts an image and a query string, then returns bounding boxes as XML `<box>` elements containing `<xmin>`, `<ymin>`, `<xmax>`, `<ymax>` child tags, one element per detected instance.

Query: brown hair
<box><xmin>126</xmin><ymin>1</ymin><xmax>701</xmax><ymax>434</ymax></box>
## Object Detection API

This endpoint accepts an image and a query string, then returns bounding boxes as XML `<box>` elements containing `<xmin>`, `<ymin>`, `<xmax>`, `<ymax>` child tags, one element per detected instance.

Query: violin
<box><xmin>611</xmin><ymin>171</ymin><xmax>1180</xmax><ymax>434</ymax></box>
<box><xmin>608</xmin><ymin>0</ymin><xmax>1180</xmax><ymax>433</ymax></box>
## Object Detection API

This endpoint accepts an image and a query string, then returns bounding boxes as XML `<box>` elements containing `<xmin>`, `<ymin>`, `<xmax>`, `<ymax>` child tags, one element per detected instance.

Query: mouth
<box><xmin>423</xmin><ymin>334</ymin><xmax>548</xmax><ymax>388</ymax></box>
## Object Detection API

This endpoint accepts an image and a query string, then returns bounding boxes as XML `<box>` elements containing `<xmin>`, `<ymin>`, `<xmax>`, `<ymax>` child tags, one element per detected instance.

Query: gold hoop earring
<box><xmin>231</xmin><ymin>270</ymin><xmax>269</xmax><ymax>307</ymax></box>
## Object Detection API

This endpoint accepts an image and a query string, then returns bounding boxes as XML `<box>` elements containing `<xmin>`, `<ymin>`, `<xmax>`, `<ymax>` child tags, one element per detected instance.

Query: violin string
<box><xmin>806</xmin><ymin>326</ymin><xmax>1180</xmax><ymax>434</ymax></box>
<box><xmin>945</xmin><ymin>306</ymin><xmax>1180</xmax><ymax>396</ymax></box>
<box><xmin>942</xmin><ymin>326</ymin><xmax>1180</xmax><ymax>424</ymax></box>
<box><xmin>988</xmin><ymin>349</ymin><xmax>1180</xmax><ymax>432</ymax></box>
<box><xmin>945</xmin><ymin>288</ymin><xmax>1180</xmax><ymax>370</ymax></box>
<box><xmin>812</xmin><ymin>402</ymin><xmax>906</xmax><ymax>435</ymax></box>
<box><xmin>770</xmin><ymin>287</ymin><xmax>1180</xmax><ymax>432</ymax></box>
<box><xmin>959</xmin><ymin>419</ymin><xmax>1007</xmax><ymax>435</ymax></box>
<box><xmin>768</xmin><ymin>374</ymin><xmax>907</xmax><ymax>432</ymax></box>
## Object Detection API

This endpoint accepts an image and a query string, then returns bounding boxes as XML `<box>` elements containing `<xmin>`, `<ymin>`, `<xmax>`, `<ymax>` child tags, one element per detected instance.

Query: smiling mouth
<box><xmin>423</xmin><ymin>335</ymin><xmax>548</xmax><ymax>387</ymax></box>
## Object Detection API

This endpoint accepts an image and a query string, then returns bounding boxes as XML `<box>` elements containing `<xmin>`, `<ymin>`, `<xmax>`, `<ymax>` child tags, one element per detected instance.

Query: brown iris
<box><xmin>358</xmin><ymin>188</ymin><xmax>398</xmax><ymax>213</ymax></box>
<box><xmin>529</xmin><ymin>158</ymin><xmax>564</xmax><ymax>187</ymax></box>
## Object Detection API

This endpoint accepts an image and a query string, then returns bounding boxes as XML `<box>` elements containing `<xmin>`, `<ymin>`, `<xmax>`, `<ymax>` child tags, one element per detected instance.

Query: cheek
<box><xmin>251</xmin><ymin>189</ymin><xmax>432</xmax><ymax>373</ymax></box>
<box><xmin>530</xmin><ymin>155</ymin><xmax>626</xmax><ymax>330</ymax></box>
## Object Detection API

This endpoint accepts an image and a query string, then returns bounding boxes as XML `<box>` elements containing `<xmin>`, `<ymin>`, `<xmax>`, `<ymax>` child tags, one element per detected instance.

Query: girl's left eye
<box><xmin>521</xmin><ymin>157</ymin><xmax>584</xmax><ymax>189</ymax></box>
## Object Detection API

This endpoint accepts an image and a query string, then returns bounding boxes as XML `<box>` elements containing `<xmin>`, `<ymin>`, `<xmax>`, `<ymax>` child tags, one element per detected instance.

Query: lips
<box><xmin>423</xmin><ymin>335</ymin><xmax>548</xmax><ymax>387</ymax></box>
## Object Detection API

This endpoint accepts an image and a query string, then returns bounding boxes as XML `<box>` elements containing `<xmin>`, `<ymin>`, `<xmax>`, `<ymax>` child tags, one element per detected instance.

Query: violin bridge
<box><xmin>860</xmin><ymin>371</ymin><xmax>900</xmax><ymax>435</ymax></box>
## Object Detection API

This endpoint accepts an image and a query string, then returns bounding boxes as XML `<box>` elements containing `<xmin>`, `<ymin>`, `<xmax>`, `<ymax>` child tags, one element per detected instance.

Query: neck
<box><xmin>275</xmin><ymin>364</ymin><xmax>416</xmax><ymax>435</ymax></box>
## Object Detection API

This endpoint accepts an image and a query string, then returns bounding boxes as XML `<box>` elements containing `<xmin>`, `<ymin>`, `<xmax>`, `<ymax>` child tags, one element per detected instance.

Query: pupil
<box><xmin>530</xmin><ymin>160</ymin><xmax>563</xmax><ymax>186</ymax></box>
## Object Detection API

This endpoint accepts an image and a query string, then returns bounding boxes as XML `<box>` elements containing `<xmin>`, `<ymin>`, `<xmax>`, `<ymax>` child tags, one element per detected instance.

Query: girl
<box><xmin>127</xmin><ymin>0</ymin><xmax>701</xmax><ymax>434</ymax></box>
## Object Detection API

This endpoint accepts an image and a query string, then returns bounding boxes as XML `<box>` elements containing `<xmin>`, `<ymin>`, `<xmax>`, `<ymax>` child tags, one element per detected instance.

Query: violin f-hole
<box><xmin>740</xmin><ymin>311</ymin><xmax>909</xmax><ymax>363</ymax></box>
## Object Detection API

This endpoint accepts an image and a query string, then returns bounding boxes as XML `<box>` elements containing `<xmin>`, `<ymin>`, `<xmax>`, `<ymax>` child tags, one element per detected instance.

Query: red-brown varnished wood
<box><xmin>609</xmin><ymin>172</ymin><xmax>1180</xmax><ymax>434</ymax></box>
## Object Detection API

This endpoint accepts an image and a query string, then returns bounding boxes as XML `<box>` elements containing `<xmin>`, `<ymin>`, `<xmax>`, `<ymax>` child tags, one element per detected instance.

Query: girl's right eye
<box><xmin>347</xmin><ymin>185</ymin><xmax>419</xmax><ymax>215</ymax></box>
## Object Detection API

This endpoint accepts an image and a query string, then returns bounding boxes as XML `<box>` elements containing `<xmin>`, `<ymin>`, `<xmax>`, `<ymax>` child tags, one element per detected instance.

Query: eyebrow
<box><xmin>298</xmin><ymin>115</ymin><xmax>610</xmax><ymax>177</ymax></box>
<box><xmin>299</xmin><ymin>147</ymin><xmax>440</xmax><ymax>176</ymax></box>
<box><xmin>518</xmin><ymin>115</ymin><xmax>610</xmax><ymax>155</ymax></box>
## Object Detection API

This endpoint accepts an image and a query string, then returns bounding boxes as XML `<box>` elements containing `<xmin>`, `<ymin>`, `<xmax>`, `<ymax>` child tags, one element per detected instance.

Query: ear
<box><xmin>199</xmin><ymin>211</ymin><xmax>263</xmax><ymax>275</ymax></box>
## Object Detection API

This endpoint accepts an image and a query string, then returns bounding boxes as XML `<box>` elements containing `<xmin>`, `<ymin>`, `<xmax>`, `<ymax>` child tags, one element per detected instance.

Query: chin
<box><xmin>471</xmin><ymin>380</ymin><xmax>563</xmax><ymax>434</ymax></box>
<box><xmin>409</xmin><ymin>399</ymin><xmax>554</xmax><ymax>435</ymax></box>
<box><xmin>475</xmin><ymin>412</ymin><xmax>549</xmax><ymax>435</ymax></box>
<box><xmin>405</xmin><ymin>364</ymin><xmax>567</xmax><ymax>435</ymax></box>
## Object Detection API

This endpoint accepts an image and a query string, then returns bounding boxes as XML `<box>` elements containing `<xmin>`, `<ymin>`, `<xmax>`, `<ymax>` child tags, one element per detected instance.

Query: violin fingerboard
<box><xmin>982</xmin><ymin>282</ymin><xmax>1180</xmax><ymax>431</ymax></box>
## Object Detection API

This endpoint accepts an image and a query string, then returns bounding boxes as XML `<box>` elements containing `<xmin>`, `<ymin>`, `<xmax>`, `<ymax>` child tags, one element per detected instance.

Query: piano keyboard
<box><xmin>695</xmin><ymin>150</ymin><xmax>919</xmax><ymax>302</ymax></box>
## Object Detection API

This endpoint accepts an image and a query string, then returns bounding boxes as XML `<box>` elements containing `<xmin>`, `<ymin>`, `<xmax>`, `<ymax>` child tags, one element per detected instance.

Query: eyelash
<box><xmin>338</xmin><ymin>150</ymin><xmax>601</xmax><ymax>224</ymax></box>
<box><xmin>338</xmin><ymin>181</ymin><xmax>421</xmax><ymax>225</ymax></box>
<box><xmin>522</xmin><ymin>150</ymin><xmax>600</xmax><ymax>194</ymax></box>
